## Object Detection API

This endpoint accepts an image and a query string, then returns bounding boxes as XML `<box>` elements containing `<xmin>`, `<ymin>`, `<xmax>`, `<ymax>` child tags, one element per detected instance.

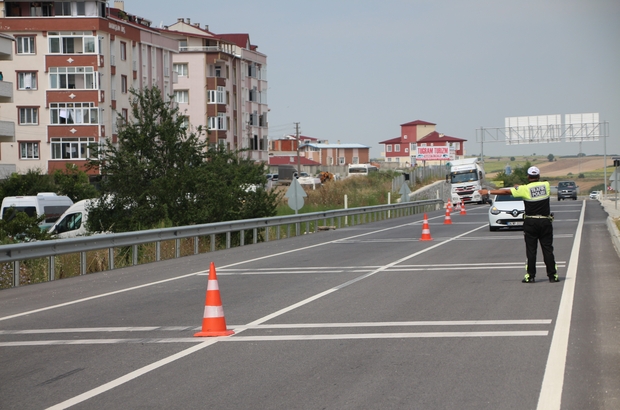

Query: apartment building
<box><xmin>0</xmin><ymin>32</ymin><xmax>15</xmax><ymax>176</ymax></box>
<box><xmin>0</xmin><ymin>0</ymin><xmax>177</xmax><ymax>176</ymax></box>
<box><xmin>162</xmin><ymin>18</ymin><xmax>269</xmax><ymax>161</ymax></box>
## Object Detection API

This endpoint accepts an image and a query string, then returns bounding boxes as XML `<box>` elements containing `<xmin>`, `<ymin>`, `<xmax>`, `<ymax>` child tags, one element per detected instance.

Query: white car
<box><xmin>589</xmin><ymin>191</ymin><xmax>600</xmax><ymax>200</ymax></box>
<box><xmin>488</xmin><ymin>194</ymin><xmax>525</xmax><ymax>231</ymax></box>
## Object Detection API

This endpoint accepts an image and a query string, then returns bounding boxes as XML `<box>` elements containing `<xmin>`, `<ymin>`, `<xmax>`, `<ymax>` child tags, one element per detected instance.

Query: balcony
<box><xmin>0</xmin><ymin>80</ymin><xmax>13</xmax><ymax>102</ymax></box>
<box><xmin>0</xmin><ymin>120</ymin><xmax>15</xmax><ymax>143</ymax></box>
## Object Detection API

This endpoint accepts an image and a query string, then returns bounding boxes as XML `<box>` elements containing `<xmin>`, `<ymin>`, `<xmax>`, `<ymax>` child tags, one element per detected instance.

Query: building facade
<box><xmin>162</xmin><ymin>18</ymin><xmax>269</xmax><ymax>161</ymax></box>
<box><xmin>379</xmin><ymin>120</ymin><xmax>465</xmax><ymax>166</ymax></box>
<box><xmin>0</xmin><ymin>0</ymin><xmax>176</xmax><ymax>176</ymax></box>
<box><xmin>0</xmin><ymin>32</ymin><xmax>16</xmax><ymax>176</ymax></box>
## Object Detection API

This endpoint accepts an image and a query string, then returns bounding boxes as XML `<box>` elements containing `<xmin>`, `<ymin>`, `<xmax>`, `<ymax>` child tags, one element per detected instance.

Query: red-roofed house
<box><xmin>379</xmin><ymin>120</ymin><xmax>466</xmax><ymax>166</ymax></box>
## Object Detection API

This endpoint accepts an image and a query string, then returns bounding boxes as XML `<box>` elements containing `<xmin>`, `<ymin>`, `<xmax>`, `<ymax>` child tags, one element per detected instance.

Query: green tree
<box><xmin>52</xmin><ymin>164</ymin><xmax>99</xmax><ymax>202</ymax></box>
<box><xmin>493</xmin><ymin>161</ymin><xmax>532</xmax><ymax>187</ymax></box>
<box><xmin>547</xmin><ymin>153</ymin><xmax>555</xmax><ymax>162</ymax></box>
<box><xmin>87</xmin><ymin>86</ymin><xmax>279</xmax><ymax>233</ymax></box>
<box><xmin>0</xmin><ymin>212</ymin><xmax>52</xmax><ymax>244</ymax></box>
<box><xmin>0</xmin><ymin>169</ymin><xmax>56</xmax><ymax>198</ymax></box>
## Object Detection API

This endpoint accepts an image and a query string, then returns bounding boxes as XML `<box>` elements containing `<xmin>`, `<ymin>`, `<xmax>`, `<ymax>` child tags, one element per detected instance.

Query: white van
<box><xmin>48</xmin><ymin>199</ymin><xmax>93</xmax><ymax>238</ymax></box>
<box><xmin>1</xmin><ymin>193</ymin><xmax>73</xmax><ymax>230</ymax></box>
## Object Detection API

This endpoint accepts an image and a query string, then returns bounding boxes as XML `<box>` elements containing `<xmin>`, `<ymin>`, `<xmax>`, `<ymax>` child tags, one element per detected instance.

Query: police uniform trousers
<box><xmin>523</xmin><ymin>217</ymin><xmax>556</xmax><ymax>277</ymax></box>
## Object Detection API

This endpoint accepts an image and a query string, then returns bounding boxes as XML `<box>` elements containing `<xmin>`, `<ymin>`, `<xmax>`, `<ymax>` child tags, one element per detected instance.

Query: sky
<box><xmin>124</xmin><ymin>0</ymin><xmax>620</xmax><ymax>159</ymax></box>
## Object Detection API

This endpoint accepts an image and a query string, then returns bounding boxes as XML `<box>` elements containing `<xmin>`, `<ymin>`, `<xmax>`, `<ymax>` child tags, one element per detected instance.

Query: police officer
<box><xmin>480</xmin><ymin>166</ymin><xmax>559</xmax><ymax>283</ymax></box>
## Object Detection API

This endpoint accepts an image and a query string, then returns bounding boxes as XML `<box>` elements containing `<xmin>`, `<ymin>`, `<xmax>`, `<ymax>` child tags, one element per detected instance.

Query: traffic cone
<box><xmin>420</xmin><ymin>213</ymin><xmax>433</xmax><ymax>241</ymax></box>
<box><xmin>195</xmin><ymin>262</ymin><xmax>234</xmax><ymax>337</ymax></box>
<box><xmin>460</xmin><ymin>200</ymin><xmax>467</xmax><ymax>215</ymax></box>
<box><xmin>455</xmin><ymin>201</ymin><xmax>461</xmax><ymax>212</ymax></box>
<box><xmin>444</xmin><ymin>208</ymin><xmax>452</xmax><ymax>225</ymax></box>
<box><xmin>446</xmin><ymin>201</ymin><xmax>453</xmax><ymax>213</ymax></box>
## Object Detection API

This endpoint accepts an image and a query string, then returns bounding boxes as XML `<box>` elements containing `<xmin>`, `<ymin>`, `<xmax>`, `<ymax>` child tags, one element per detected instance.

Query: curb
<box><xmin>607</xmin><ymin>216</ymin><xmax>620</xmax><ymax>258</ymax></box>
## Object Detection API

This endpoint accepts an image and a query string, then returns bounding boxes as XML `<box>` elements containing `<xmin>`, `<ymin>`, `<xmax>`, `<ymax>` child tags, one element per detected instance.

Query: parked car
<box><xmin>557</xmin><ymin>181</ymin><xmax>578</xmax><ymax>200</ymax></box>
<box><xmin>488</xmin><ymin>194</ymin><xmax>525</xmax><ymax>231</ymax></box>
<box><xmin>265</xmin><ymin>173</ymin><xmax>278</xmax><ymax>182</ymax></box>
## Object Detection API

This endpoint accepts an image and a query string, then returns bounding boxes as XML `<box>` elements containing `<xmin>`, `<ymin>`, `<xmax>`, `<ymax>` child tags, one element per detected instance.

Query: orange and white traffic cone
<box><xmin>420</xmin><ymin>213</ymin><xmax>433</xmax><ymax>241</ymax></box>
<box><xmin>455</xmin><ymin>201</ymin><xmax>461</xmax><ymax>212</ymax></box>
<box><xmin>444</xmin><ymin>208</ymin><xmax>452</xmax><ymax>225</ymax></box>
<box><xmin>446</xmin><ymin>201</ymin><xmax>453</xmax><ymax>213</ymax></box>
<box><xmin>195</xmin><ymin>262</ymin><xmax>234</xmax><ymax>337</ymax></box>
<box><xmin>460</xmin><ymin>200</ymin><xmax>467</xmax><ymax>215</ymax></box>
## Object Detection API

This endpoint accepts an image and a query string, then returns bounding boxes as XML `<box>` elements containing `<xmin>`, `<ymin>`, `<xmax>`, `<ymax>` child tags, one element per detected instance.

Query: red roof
<box><xmin>400</xmin><ymin>120</ymin><xmax>436</xmax><ymax>126</ymax></box>
<box><xmin>378</xmin><ymin>137</ymin><xmax>402</xmax><ymax>144</ymax></box>
<box><xmin>417</xmin><ymin>131</ymin><xmax>466</xmax><ymax>143</ymax></box>
<box><xmin>218</xmin><ymin>33</ymin><xmax>252</xmax><ymax>49</ymax></box>
<box><xmin>268</xmin><ymin>156</ymin><xmax>321</xmax><ymax>166</ymax></box>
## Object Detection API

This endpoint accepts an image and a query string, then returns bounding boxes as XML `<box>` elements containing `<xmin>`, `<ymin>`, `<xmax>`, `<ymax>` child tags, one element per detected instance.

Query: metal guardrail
<box><xmin>0</xmin><ymin>199</ymin><xmax>442</xmax><ymax>288</ymax></box>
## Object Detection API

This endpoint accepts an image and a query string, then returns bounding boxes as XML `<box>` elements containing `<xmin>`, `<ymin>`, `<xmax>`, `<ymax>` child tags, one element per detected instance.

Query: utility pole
<box><xmin>295</xmin><ymin>122</ymin><xmax>301</xmax><ymax>177</ymax></box>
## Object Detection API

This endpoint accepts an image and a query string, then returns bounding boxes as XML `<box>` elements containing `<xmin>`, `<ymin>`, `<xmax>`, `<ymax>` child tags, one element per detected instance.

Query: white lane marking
<box><xmin>0</xmin><ymin>271</ymin><xmax>206</xmax><ymax>322</ymax></box>
<box><xmin>0</xmin><ymin>217</ymin><xmax>438</xmax><ymax>322</ymax></box>
<box><xmin>4</xmin><ymin>331</ymin><xmax>549</xmax><ymax>347</ymax></box>
<box><xmin>244</xmin><ymin>224</ymin><xmax>488</xmax><ymax>327</ymax></box>
<box><xmin>0</xmin><ymin>319</ymin><xmax>552</xmax><ymax>335</ymax></box>
<box><xmin>536</xmin><ymin>201</ymin><xmax>585</xmax><ymax>410</ymax></box>
<box><xmin>45</xmin><ymin>340</ymin><xmax>218</xmax><ymax>410</ymax></box>
<box><xmin>41</xmin><ymin>223</ymin><xmax>489</xmax><ymax>409</ymax></box>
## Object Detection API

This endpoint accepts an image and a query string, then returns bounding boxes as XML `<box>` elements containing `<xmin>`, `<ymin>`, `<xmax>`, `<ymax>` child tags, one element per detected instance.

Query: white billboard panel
<box><xmin>565</xmin><ymin>113</ymin><xmax>600</xmax><ymax>142</ymax></box>
<box><xmin>505</xmin><ymin>115</ymin><xmax>562</xmax><ymax>145</ymax></box>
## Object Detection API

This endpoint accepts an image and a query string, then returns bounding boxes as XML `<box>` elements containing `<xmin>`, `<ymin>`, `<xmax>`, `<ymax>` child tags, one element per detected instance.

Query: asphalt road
<box><xmin>0</xmin><ymin>199</ymin><xmax>618</xmax><ymax>410</ymax></box>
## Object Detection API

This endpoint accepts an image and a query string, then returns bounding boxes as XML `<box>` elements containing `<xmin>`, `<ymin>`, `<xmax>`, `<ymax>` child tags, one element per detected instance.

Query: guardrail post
<box><xmin>240</xmin><ymin>229</ymin><xmax>245</xmax><ymax>246</ymax></box>
<box><xmin>80</xmin><ymin>252</ymin><xmax>87</xmax><ymax>275</ymax></box>
<box><xmin>210</xmin><ymin>234</ymin><xmax>215</xmax><ymax>252</ymax></box>
<box><xmin>133</xmin><ymin>244</ymin><xmax>138</xmax><ymax>265</ymax></box>
<box><xmin>109</xmin><ymin>248</ymin><xmax>115</xmax><ymax>270</ymax></box>
<box><xmin>176</xmin><ymin>239</ymin><xmax>181</xmax><ymax>258</ymax></box>
<box><xmin>49</xmin><ymin>256</ymin><xmax>55</xmax><ymax>282</ymax></box>
<box><xmin>194</xmin><ymin>236</ymin><xmax>199</xmax><ymax>254</ymax></box>
<box><xmin>265</xmin><ymin>227</ymin><xmax>270</xmax><ymax>242</ymax></box>
<box><xmin>226</xmin><ymin>232</ymin><xmax>231</xmax><ymax>249</ymax></box>
<box><xmin>13</xmin><ymin>261</ymin><xmax>20</xmax><ymax>287</ymax></box>
<box><xmin>253</xmin><ymin>228</ymin><xmax>257</xmax><ymax>244</ymax></box>
<box><xmin>156</xmin><ymin>241</ymin><xmax>161</xmax><ymax>262</ymax></box>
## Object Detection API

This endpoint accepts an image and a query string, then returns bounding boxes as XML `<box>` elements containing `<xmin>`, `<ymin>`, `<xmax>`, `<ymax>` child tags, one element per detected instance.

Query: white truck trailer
<box><xmin>448</xmin><ymin>158</ymin><xmax>489</xmax><ymax>205</ymax></box>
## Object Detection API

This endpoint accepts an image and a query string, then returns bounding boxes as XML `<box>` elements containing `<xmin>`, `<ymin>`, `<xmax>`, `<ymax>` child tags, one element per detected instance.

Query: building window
<box><xmin>411</xmin><ymin>143</ymin><xmax>417</xmax><ymax>151</ymax></box>
<box><xmin>121</xmin><ymin>108</ymin><xmax>128</xmax><ymax>123</ymax></box>
<box><xmin>16</xmin><ymin>36</ymin><xmax>36</xmax><ymax>54</ymax></box>
<box><xmin>173</xmin><ymin>63</ymin><xmax>188</xmax><ymax>77</ymax></box>
<box><xmin>405</xmin><ymin>148</ymin><xmax>409</xmax><ymax>153</ymax></box>
<box><xmin>18</xmin><ymin>72</ymin><xmax>37</xmax><ymax>90</ymax></box>
<box><xmin>208</xmin><ymin>87</ymin><xmax>225</xmax><ymax>104</ymax></box>
<box><xmin>51</xmin><ymin>137</ymin><xmax>95</xmax><ymax>160</ymax></box>
<box><xmin>20</xmin><ymin>142</ymin><xmax>39</xmax><ymax>159</ymax></box>
<box><xmin>120</xmin><ymin>42</ymin><xmax>127</xmax><ymax>60</ymax></box>
<box><xmin>121</xmin><ymin>75</ymin><xmax>128</xmax><ymax>93</ymax></box>
<box><xmin>174</xmin><ymin>90</ymin><xmax>189</xmax><ymax>103</ymax></box>
<box><xmin>49</xmin><ymin>67</ymin><xmax>97</xmax><ymax>89</ymax></box>
<box><xmin>395</xmin><ymin>145</ymin><xmax>401</xmax><ymax>152</ymax></box>
<box><xmin>48</xmin><ymin>32</ymin><xmax>97</xmax><ymax>54</ymax></box>
<box><xmin>386</xmin><ymin>145</ymin><xmax>392</xmax><ymax>152</ymax></box>
<box><xmin>18</xmin><ymin>107</ymin><xmax>38</xmax><ymax>125</ymax></box>
<box><xmin>352</xmin><ymin>157</ymin><xmax>359</xmax><ymax>164</ymax></box>
<box><xmin>208</xmin><ymin>113</ymin><xmax>226</xmax><ymax>130</ymax></box>
<box><xmin>50</xmin><ymin>102</ymin><xmax>99</xmax><ymax>125</ymax></box>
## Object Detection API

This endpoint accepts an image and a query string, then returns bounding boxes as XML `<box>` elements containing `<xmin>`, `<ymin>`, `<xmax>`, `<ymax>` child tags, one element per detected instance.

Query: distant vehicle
<box><xmin>347</xmin><ymin>164</ymin><xmax>378</xmax><ymax>177</ymax></box>
<box><xmin>277</xmin><ymin>165</ymin><xmax>298</xmax><ymax>185</ymax></box>
<box><xmin>557</xmin><ymin>181</ymin><xmax>578</xmax><ymax>200</ymax></box>
<box><xmin>48</xmin><ymin>199</ymin><xmax>93</xmax><ymax>238</ymax></box>
<box><xmin>488</xmin><ymin>193</ymin><xmax>525</xmax><ymax>231</ymax></box>
<box><xmin>449</xmin><ymin>158</ymin><xmax>489</xmax><ymax>205</ymax></box>
<box><xmin>265</xmin><ymin>173</ymin><xmax>278</xmax><ymax>182</ymax></box>
<box><xmin>589</xmin><ymin>191</ymin><xmax>600</xmax><ymax>200</ymax></box>
<box><xmin>1</xmin><ymin>193</ymin><xmax>73</xmax><ymax>231</ymax></box>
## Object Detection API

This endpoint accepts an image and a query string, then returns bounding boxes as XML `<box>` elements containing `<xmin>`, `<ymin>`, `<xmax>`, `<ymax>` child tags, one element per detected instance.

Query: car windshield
<box><xmin>558</xmin><ymin>182</ymin><xmax>575</xmax><ymax>188</ymax></box>
<box><xmin>494</xmin><ymin>195</ymin><xmax>522</xmax><ymax>202</ymax></box>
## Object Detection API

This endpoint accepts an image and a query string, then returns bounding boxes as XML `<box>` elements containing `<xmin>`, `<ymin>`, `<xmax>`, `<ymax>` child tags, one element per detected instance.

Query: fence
<box><xmin>0</xmin><ymin>199</ymin><xmax>442</xmax><ymax>289</ymax></box>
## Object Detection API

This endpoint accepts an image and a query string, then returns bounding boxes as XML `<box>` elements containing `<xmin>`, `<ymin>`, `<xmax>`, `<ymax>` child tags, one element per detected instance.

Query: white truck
<box><xmin>0</xmin><ymin>193</ymin><xmax>73</xmax><ymax>230</ymax></box>
<box><xmin>448</xmin><ymin>158</ymin><xmax>489</xmax><ymax>205</ymax></box>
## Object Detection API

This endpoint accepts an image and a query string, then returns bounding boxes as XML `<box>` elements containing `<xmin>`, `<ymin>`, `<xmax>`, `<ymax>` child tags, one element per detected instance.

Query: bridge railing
<box><xmin>0</xmin><ymin>199</ymin><xmax>442</xmax><ymax>289</ymax></box>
